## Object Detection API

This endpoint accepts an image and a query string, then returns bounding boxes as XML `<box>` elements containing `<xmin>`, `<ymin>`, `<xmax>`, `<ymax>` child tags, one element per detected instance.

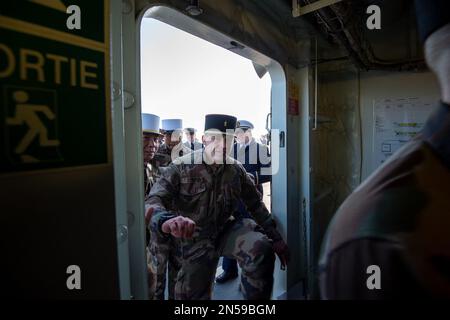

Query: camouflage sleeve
<box><xmin>148</xmin><ymin>163</ymin><xmax>180</xmax><ymax>236</ymax></box>
<box><xmin>150</xmin><ymin>211</ymin><xmax>177</xmax><ymax>238</ymax></box>
<box><xmin>319</xmin><ymin>238</ymin><xmax>429</xmax><ymax>299</ymax></box>
<box><xmin>238</xmin><ymin>164</ymin><xmax>282</xmax><ymax>242</ymax></box>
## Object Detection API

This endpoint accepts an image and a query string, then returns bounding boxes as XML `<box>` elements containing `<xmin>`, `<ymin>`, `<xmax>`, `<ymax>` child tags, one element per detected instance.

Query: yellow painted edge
<box><xmin>0</xmin><ymin>163</ymin><xmax>113</xmax><ymax>179</ymax></box>
<box><xmin>104</xmin><ymin>0</ymin><xmax>113</xmax><ymax>165</ymax></box>
<box><xmin>0</xmin><ymin>15</ymin><xmax>106</xmax><ymax>53</ymax></box>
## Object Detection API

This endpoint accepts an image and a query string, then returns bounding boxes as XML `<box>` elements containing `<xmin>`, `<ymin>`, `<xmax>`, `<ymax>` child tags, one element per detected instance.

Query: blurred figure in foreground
<box><xmin>319</xmin><ymin>0</ymin><xmax>450</xmax><ymax>299</ymax></box>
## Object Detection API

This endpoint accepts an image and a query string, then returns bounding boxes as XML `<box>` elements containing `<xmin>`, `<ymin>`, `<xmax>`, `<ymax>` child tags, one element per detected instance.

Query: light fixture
<box><xmin>186</xmin><ymin>0</ymin><xmax>203</xmax><ymax>16</ymax></box>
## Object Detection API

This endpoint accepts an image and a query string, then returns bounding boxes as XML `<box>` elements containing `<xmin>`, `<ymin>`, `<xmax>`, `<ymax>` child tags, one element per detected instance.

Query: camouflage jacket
<box><xmin>148</xmin><ymin>150</ymin><xmax>282</xmax><ymax>242</ymax></box>
<box><xmin>319</xmin><ymin>102</ymin><xmax>450</xmax><ymax>299</ymax></box>
<box><xmin>155</xmin><ymin>143</ymin><xmax>192</xmax><ymax>168</ymax></box>
<box><xmin>144</xmin><ymin>160</ymin><xmax>161</xmax><ymax>204</ymax></box>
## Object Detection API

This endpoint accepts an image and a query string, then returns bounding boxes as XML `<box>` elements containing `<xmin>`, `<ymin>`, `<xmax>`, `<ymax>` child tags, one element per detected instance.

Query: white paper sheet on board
<box><xmin>372</xmin><ymin>97</ymin><xmax>435</xmax><ymax>168</ymax></box>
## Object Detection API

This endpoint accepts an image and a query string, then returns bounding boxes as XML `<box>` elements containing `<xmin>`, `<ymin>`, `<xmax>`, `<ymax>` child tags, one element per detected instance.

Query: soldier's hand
<box><xmin>161</xmin><ymin>216</ymin><xmax>196</xmax><ymax>239</ymax></box>
<box><xmin>273</xmin><ymin>240</ymin><xmax>290</xmax><ymax>270</ymax></box>
<box><xmin>145</xmin><ymin>207</ymin><xmax>154</xmax><ymax>226</ymax></box>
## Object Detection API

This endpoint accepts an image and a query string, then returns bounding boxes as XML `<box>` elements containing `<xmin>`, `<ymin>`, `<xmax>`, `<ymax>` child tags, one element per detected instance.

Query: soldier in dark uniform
<box><xmin>148</xmin><ymin>114</ymin><xmax>289</xmax><ymax>300</ymax></box>
<box><xmin>216</xmin><ymin>120</ymin><xmax>272</xmax><ymax>284</ymax></box>
<box><xmin>183</xmin><ymin>127</ymin><xmax>203</xmax><ymax>151</ymax></box>
<box><xmin>319</xmin><ymin>0</ymin><xmax>450</xmax><ymax>299</ymax></box>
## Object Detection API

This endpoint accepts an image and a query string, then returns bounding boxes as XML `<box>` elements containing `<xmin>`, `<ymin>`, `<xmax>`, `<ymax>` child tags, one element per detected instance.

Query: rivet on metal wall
<box><xmin>112</xmin><ymin>82</ymin><xmax>122</xmax><ymax>100</ymax></box>
<box><xmin>122</xmin><ymin>0</ymin><xmax>132</xmax><ymax>14</ymax></box>
<box><xmin>123</xmin><ymin>91</ymin><xmax>135</xmax><ymax>109</ymax></box>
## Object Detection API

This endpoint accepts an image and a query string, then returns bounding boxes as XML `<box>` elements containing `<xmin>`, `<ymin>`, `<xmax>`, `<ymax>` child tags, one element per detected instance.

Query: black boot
<box><xmin>215</xmin><ymin>271</ymin><xmax>238</xmax><ymax>284</ymax></box>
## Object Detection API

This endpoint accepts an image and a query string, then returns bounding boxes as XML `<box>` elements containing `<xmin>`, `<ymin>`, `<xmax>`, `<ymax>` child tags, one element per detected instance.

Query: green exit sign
<box><xmin>0</xmin><ymin>0</ymin><xmax>111</xmax><ymax>173</ymax></box>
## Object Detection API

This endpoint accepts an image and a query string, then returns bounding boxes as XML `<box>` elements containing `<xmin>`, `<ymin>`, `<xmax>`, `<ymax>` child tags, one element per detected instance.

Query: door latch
<box><xmin>279</xmin><ymin>131</ymin><xmax>285</xmax><ymax>148</ymax></box>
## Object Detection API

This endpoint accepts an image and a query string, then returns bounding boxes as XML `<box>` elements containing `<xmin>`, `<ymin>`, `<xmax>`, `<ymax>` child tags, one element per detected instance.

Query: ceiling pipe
<box><xmin>301</xmin><ymin>0</ymin><xmax>426</xmax><ymax>71</ymax></box>
<box><xmin>292</xmin><ymin>0</ymin><xmax>344</xmax><ymax>17</ymax></box>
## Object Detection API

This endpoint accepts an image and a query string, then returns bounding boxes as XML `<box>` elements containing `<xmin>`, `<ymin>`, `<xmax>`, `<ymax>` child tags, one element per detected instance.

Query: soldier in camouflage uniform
<box><xmin>144</xmin><ymin>117</ymin><xmax>184</xmax><ymax>300</ymax></box>
<box><xmin>319</xmin><ymin>0</ymin><xmax>450</xmax><ymax>299</ymax></box>
<box><xmin>148</xmin><ymin>114</ymin><xmax>289</xmax><ymax>300</ymax></box>
<box><xmin>142</xmin><ymin>113</ymin><xmax>163</xmax><ymax>299</ymax></box>
<box><xmin>156</xmin><ymin>119</ymin><xmax>192</xmax><ymax>167</ymax></box>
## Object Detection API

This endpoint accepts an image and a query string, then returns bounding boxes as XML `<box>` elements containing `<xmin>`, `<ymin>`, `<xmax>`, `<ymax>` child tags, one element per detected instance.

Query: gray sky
<box><xmin>140</xmin><ymin>18</ymin><xmax>271</xmax><ymax>139</ymax></box>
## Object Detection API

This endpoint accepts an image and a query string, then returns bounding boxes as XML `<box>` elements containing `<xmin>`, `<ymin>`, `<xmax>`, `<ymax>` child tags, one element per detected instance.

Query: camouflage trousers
<box><xmin>146</xmin><ymin>246</ymin><xmax>156</xmax><ymax>299</ymax></box>
<box><xmin>175</xmin><ymin>218</ymin><xmax>275</xmax><ymax>300</ymax></box>
<box><xmin>147</xmin><ymin>229</ymin><xmax>182</xmax><ymax>300</ymax></box>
